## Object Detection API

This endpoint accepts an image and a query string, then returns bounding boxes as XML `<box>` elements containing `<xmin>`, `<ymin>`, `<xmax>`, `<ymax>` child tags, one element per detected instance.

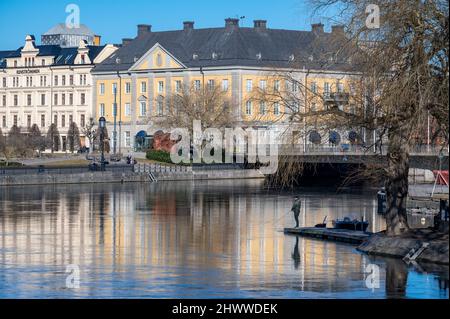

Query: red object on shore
<box><xmin>152</xmin><ymin>131</ymin><xmax>177</xmax><ymax>153</ymax></box>
<box><xmin>433</xmin><ymin>170</ymin><xmax>449</xmax><ymax>186</ymax></box>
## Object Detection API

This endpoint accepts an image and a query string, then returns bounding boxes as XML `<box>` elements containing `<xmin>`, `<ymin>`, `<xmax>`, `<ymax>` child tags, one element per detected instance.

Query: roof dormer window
<box><xmin>192</xmin><ymin>53</ymin><xmax>199</xmax><ymax>61</ymax></box>
<box><xmin>256</xmin><ymin>52</ymin><xmax>262</xmax><ymax>60</ymax></box>
<box><xmin>212</xmin><ymin>52</ymin><xmax>218</xmax><ymax>60</ymax></box>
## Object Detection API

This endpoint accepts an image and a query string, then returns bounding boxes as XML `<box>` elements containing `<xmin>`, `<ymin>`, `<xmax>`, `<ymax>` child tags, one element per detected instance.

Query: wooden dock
<box><xmin>284</xmin><ymin>227</ymin><xmax>372</xmax><ymax>244</ymax></box>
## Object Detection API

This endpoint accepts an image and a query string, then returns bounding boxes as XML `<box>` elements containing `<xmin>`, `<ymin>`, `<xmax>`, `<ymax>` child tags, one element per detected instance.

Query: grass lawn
<box><xmin>42</xmin><ymin>159</ymin><xmax>90</xmax><ymax>167</ymax></box>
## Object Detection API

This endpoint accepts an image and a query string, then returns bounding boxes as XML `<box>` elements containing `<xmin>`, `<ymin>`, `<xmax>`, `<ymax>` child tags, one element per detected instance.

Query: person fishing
<box><xmin>291</xmin><ymin>196</ymin><xmax>302</xmax><ymax>228</ymax></box>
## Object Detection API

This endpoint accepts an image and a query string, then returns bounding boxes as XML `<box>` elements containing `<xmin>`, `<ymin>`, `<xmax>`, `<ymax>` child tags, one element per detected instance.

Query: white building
<box><xmin>0</xmin><ymin>35</ymin><xmax>117</xmax><ymax>151</ymax></box>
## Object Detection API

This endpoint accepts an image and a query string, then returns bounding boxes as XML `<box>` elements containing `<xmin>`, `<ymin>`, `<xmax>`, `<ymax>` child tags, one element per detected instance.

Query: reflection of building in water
<box><xmin>1</xmin><ymin>182</ymin><xmax>388</xmax><ymax>294</ymax></box>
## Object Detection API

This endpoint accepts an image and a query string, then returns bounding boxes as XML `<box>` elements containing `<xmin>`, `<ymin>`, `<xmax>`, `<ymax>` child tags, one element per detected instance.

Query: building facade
<box><xmin>92</xmin><ymin>19</ymin><xmax>359</xmax><ymax>152</ymax></box>
<box><xmin>0</xmin><ymin>35</ymin><xmax>117</xmax><ymax>150</ymax></box>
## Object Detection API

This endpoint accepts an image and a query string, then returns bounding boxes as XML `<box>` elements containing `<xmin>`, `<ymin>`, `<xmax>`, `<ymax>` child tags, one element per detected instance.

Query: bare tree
<box><xmin>67</xmin><ymin>122</ymin><xmax>81</xmax><ymax>153</ymax></box>
<box><xmin>259</xmin><ymin>0</ymin><xmax>449</xmax><ymax>236</ymax></box>
<box><xmin>153</xmin><ymin>84</ymin><xmax>236</xmax><ymax>137</ymax></box>
<box><xmin>28</xmin><ymin>124</ymin><xmax>45</xmax><ymax>155</ymax></box>
<box><xmin>46</xmin><ymin>124</ymin><xmax>60</xmax><ymax>152</ymax></box>
<box><xmin>81</xmin><ymin>117</ymin><xmax>97</xmax><ymax>153</ymax></box>
<box><xmin>95</xmin><ymin>126</ymin><xmax>110</xmax><ymax>154</ymax></box>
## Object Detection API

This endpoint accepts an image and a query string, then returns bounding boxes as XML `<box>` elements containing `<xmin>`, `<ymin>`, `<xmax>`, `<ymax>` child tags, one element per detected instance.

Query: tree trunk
<box><xmin>384</xmin><ymin>132</ymin><xmax>410</xmax><ymax>236</ymax></box>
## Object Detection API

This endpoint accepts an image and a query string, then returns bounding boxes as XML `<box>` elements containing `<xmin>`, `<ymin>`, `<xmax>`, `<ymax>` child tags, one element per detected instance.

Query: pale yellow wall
<box><xmin>97</xmin><ymin>78</ymin><xmax>132</xmax><ymax>123</ymax></box>
<box><xmin>95</xmin><ymin>72</ymin><xmax>354</xmax><ymax>125</ymax></box>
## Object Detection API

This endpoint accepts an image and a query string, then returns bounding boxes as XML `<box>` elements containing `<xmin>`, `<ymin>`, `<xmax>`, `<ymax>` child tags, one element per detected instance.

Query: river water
<box><xmin>0</xmin><ymin>180</ymin><xmax>448</xmax><ymax>299</ymax></box>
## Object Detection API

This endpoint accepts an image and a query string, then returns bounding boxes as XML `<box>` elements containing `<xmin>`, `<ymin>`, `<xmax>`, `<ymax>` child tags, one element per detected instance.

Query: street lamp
<box><xmin>99</xmin><ymin>116</ymin><xmax>106</xmax><ymax>170</ymax></box>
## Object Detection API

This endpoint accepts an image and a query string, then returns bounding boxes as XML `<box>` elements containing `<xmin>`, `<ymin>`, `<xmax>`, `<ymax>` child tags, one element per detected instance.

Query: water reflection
<box><xmin>0</xmin><ymin>181</ymin><xmax>447</xmax><ymax>299</ymax></box>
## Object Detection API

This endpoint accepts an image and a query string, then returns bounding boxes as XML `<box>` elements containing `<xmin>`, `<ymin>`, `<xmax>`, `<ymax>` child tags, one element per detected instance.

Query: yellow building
<box><xmin>92</xmin><ymin>19</ymin><xmax>359</xmax><ymax>152</ymax></box>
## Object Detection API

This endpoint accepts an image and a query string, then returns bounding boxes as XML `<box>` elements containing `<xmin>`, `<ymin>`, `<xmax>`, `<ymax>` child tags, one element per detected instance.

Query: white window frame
<box><xmin>245</xmin><ymin>100</ymin><xmax>252</xmax><ymax>115</ymax></box>
<box><xmin>246</xmin><ymin>80</ymin><xmax>253</xmax><ymax>92</ymax></box>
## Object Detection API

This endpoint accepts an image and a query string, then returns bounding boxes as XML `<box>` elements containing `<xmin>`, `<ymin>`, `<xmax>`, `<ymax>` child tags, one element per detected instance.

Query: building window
<box><xmin>125</xmin><ymin>103</ymin><xmax>131</xmax><ymax>116</ymax></box>
<box><xmin>175</xmin><ymin>80</ymin><xmax>182</xmax><ymax>93</ymax></box>
<box><xmin>157</xmin><ymin>99</ymin><xmax>164</xmax><ymax>116</ymax></box>
<box><xmin>246</xmin><ymin>80</ymin><xmax>253</xmax><ymax>92</ymax></box>
<box><xmin>292</xmin><ymin>102</ymin><xmax>299</xmax><ymax>112</ymax></box>
<box><xmin>100</xmin><ymin>83</ymin><xmax>105</xmax><ymax>95</ymax></box>
<box><xmin>112</xmin><ymin>83</ymin><xmax>117</xmax><ymax>94</ymax></box>
<box><xmin>69</xmin><ymin>75</ymin><xmax>74</xmax><ymax>86</ymax></box>
<box><xmin>337</xmin><ymin>82</ymin><xmax>344</xmax><ymax>93</ymax></box>
<box><xmin>125</xmin><ymin>82</ymin><xmax>131</xmax><ymax>94</ymax></box>
<box><xmin>61</xmin><ymin>115</ymin><xmax>65</xmax><ymax>128</ymax></box>
<box><xmin>62</xmin><ymin>75</ymin><xmax>66</xmax><ymax>86</ymax></box>
<box><xmin>274</xmin><ymin>80</ymin><xmax>280</xmax><ymax>92</ymax></box>
<box><xmin>13</xmin><ymin>115</ymin><xmax>18</xmax><ymax>126</ymax></box>
<box><xmin>2</xmin><ymin>78</ymin><xmax>6</xmax><ymax>87</ymax></box>
<box><xmin>54</xmin><ymin>94</ymin><xmax>58</xmax><ymax>105</ymax></box>
<box><xmin>27</xmin><ymin>94</ymin><xmax>32</xmax><ymax>106</ymax></box>
<box><xmin>80</xmin><ymin>114</ymin><xmax>85</xmax><ymax>127</ymax></box>
<box><xmin>80</xmin><ymin>93</ymin><xmax>85</xmax><ymax>105</ymax></box>
<box><xmin>259</xmin><ymin>80</ymin><xmax>267</xmax><ymax>90</ymax></box>
<box><xmin>245</xmin><ymin>101</ymin><xmax>252</xmax><ymax>115</ymax></box>
<box><xmin>274</xmin><ymin>102</ymin><xmax>280</xmax><ymax>116</ymax></box>
<box><xmin>324</xmin><ymin>82</ymin><xmax>330</xmax><ymax>97</ymax></box>
<box><xmin>27</xmin><ymin>115</ymin><xmax>31</xmax><ymax>128</ymax></box>
<box><xmin>41</xmin><ymin>59</ymin><xmax>45</xmax><ymax>66</ymax></box>
<box><xmin>2</xmin><ymin>116</ymin><xmax>6</xmax><ymax>128</ymax></box>
<box><xmin>141</xmin><ymin>81</ymin><xmax>147</xmax><ymax>93</ymax></box>
<box><xmin>207</xmin><ymin>79</ymin><xmax>215</xmax><ymax>90</ymax></box>
<box><xmin>125</xmin><ymin>131</ymin><xmax>131</xmax><ymax>147</ymax></box>
<box><xmin>62</xmin><ymin>94</ymin><xmax>66</xmax><ymax>105</ymax></box>
<box><xmin>222</xmin><ymin>79</ymin><xmax>229</xmax><ymax>92</ymax></box>
<box><xmin>2</xmin><ymin>95</ymin><xmax>6</xmax><ymax>106</ymax></box>
<box><xmin>14</xmin><ymin>95</ymin><xmax>18</xmax><ymax>106</ymax></box>
<box><xmin>41</xmin><ymin>114</ymin><xmax>45</xmax><ymax>127</ymax></box>
<box><xmin>54</xmin><ymin>114</ymin><xmax>57</xmax><ymax>125</ymax></box>
<box><xmin>54</xmin><ymin>75</ymin><xmax>58</xmax><ymax>86</ymax></box>
<box><xmin>259</xmin><ymin>101</ymin><xmax>266</xmax><ymax>115</ymax></box>
<box><xmin>99</xmin><ymin>104</ymin><xmax>105</xmax><ymax>117</ymax></box>
<box><xmin>158</xmin><ymin>81</ymin><xmax>164</xmax><ymax>93</ymax></box>
<box><xmin>140</xmin><ymin>101</ymin><xmax>147</xmax><ymax>116</ymax></box>
<box><xmin>310</xmin><ymin>82</ymin><xmax>317</xmax><ymax>93</ymax></box>
<box><xmin>69</xmin><ymin>94</ymin><xmax>73</xmax><ymax>105</ymax></box>
<box><xmin>291</xmin><ymin>80</ymin><xmax>298</xmax><ymax>92</ymax></box>
<box><xmin>194</xmin><ymin>80</ymin><xmax>201</xmax><ymax>91</ymax></box>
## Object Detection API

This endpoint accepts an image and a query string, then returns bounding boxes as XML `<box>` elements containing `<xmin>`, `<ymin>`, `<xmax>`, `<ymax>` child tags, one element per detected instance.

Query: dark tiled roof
<box><xmin>0</xmin><ymin>50</ymin><xmax>16</xmax><ymax>68</ymax></box>
<box><xmin>93</xmin><ymin>26</ymin><xmax>355</xmax><ymax>73</ymax></box>
<box><xmin>2</xmin><ymin>45</ymin><xmax>106</xmax><ymax>66</ymax></box>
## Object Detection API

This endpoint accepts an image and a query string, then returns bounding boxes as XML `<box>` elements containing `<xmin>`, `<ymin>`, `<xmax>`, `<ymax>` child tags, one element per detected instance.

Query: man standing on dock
<box><xmin>292</xmin><ymin>196</ymin><xmax>302</xmax><ymax>228</ymax></box>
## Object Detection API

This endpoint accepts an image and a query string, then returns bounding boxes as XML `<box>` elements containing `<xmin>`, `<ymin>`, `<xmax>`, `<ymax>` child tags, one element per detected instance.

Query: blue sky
<box><xmin>0</xmin><ymin>0</ymin><xmax>339</xmax><ymax>50</ymax></box>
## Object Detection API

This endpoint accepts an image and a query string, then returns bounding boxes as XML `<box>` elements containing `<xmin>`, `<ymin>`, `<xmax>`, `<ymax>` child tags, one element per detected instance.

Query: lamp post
<box><xmin>99</xmin><ymin>116</ymin><xmax>106</xmax><ymax>170</ymax></box>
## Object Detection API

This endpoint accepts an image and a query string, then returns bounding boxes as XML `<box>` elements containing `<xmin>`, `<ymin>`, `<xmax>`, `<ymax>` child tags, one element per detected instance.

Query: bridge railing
<box><xmin>274</xmin><ymin>144</ymin><xmax>449</xmax><ymax>156</ymax></box>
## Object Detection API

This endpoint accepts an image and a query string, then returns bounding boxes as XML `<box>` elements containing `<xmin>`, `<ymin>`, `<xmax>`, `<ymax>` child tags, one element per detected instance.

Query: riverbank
<box><xmin>357</xmin><ymin>229</ymin><xmax>449</xmax><ymax>265</ymax></box>
<box><xmin>0</xmin><ymin>165</ymin><xmax>265</xmax><ymax>186</ymax></box>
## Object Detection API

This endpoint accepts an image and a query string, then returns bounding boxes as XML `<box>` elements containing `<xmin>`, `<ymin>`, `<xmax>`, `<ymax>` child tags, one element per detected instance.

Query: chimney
<box><xmin>94</xmin><ymin>35</ymin><xmax>101</xmax><ymax>46</ymax></box>
<box><xmin>183</xmin><ymin>21</ymin><xmax>194</xmax><ymax>31</ymax></box>
<box><xmin>225</xmin><ymin>18</ymin><xmax>239</xmax><ymax>31</ymax></box>
<box><xmin>331</xmin><ymin>25</ymin><xmax>345</xmax><ymax>35</ymax></box>
<box><xmin>122</xmin><ymin>38</ymin><xmax>133</xmax><ymax>46</ymax></box>
<box><xmin>311</xmin><ymin>23</ymin><xmax>324</xmax><ymax>34</ymax></box>
<box><xmin>254</xmin><ymin>20</ymin><xmax>267</xmax><ymax>31</ymax></box>
<box><xmin>137</xmin><ymin>24</ymin><xmax>151</xmax><ymax>37</ymax></box>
